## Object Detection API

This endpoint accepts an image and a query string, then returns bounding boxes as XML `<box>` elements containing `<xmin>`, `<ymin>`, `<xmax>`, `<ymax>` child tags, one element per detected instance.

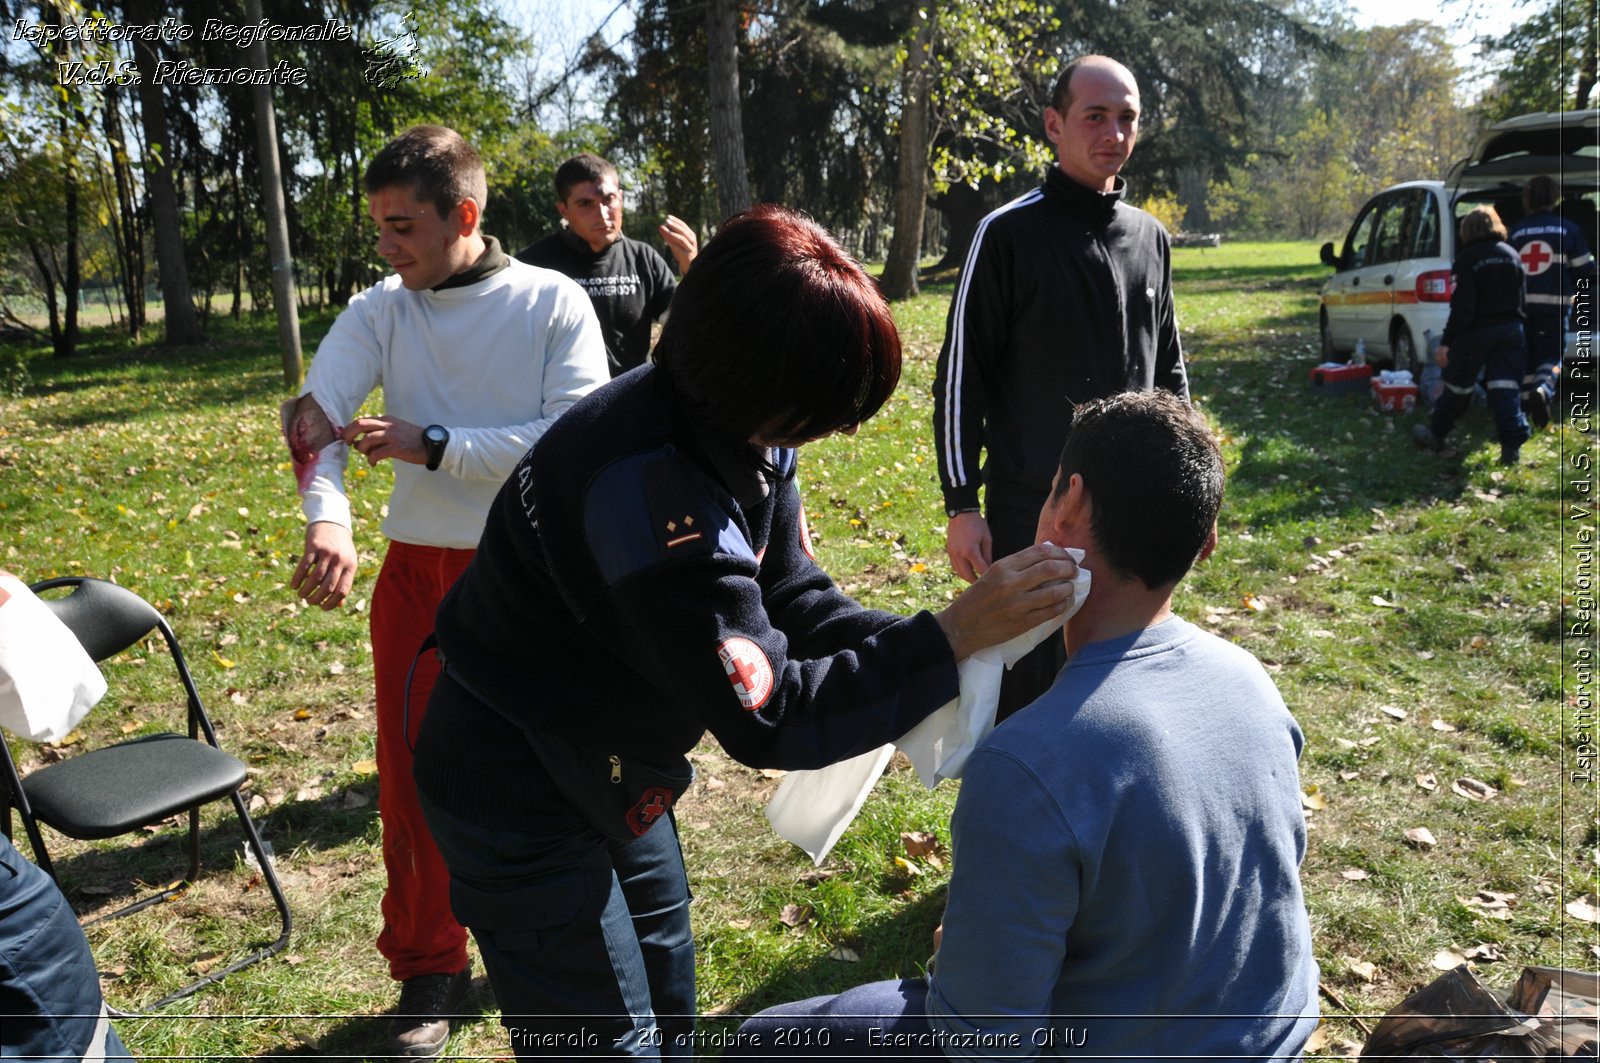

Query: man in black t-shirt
<box><xmin>516</xmin><ymin>153</ymin><xmax>697</xmax><ymax>376</ymax></box>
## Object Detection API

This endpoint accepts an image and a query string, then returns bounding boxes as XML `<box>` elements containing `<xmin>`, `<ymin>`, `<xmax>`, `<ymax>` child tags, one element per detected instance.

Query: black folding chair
<box><xmin>0</xmin><ymin>576</ymin><xmax>291</xmax><ymax>1012</ymax></box>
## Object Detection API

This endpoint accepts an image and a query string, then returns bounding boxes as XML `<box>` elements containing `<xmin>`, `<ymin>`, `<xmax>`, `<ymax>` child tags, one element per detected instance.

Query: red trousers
<box><xmin>371</xmin><ymin>540</ymin><xmax>475</xmax><ymax>981</ymax></box>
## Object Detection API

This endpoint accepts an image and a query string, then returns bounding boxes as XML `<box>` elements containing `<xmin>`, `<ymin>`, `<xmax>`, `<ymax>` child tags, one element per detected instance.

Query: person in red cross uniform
<box><xmin>1508</xmin><ymin>175</ymin><xmax>1596</xmax><ymax>425</ymax></box>
<box><xmin>1413</xmin><ymin>206</ymin><xmax>1530</xmax><ymax>465</ymax></box>
<box><xmin>411</xmin><ymin>205</ymin><xmax>1083</xmax><ymax>1060</ymax></box>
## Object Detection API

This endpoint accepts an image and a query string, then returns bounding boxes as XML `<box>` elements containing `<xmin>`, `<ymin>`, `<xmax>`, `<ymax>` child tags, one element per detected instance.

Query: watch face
<box><xmin>425</xmin><ymin>426</ymin><xmax>446</xmax><ymax>445</ymax></box>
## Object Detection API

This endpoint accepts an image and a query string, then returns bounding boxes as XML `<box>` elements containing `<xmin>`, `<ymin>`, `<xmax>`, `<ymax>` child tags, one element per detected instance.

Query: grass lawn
<box><xmin>0</xmin><ymin>239</ymin><xmax>1594</xmax><ymax>1058</ymax></box>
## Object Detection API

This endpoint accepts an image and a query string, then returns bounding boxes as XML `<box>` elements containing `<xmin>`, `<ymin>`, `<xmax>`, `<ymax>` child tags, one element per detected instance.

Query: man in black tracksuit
<box><xmin>517</xmin><ymin>153</ymin><xmax>697</xmax><ymax>377</ymax></box>
<box><xmin>933</xmin><ymin>55</ymin><xmax>1189</xmax><ymax>721</ymax></box>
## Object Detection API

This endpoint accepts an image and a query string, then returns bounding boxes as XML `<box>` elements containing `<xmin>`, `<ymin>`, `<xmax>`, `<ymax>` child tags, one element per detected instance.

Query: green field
<box><xmin>0</xmin><ymin>240</ymin><xmax>1593</xmax><ymax>1058</ymax></box>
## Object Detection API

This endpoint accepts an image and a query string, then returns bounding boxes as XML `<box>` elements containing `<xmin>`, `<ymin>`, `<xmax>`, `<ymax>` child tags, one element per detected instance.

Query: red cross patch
<box><xmin>1520</xmin><ymin>239</ymin><xmax>1554</xmax><ymax>276</ymax></box>
<box><xmin>717</xmin><ymin>636</ymin><xmax>774</xmax><ymax>710</ymax></box>
<box><xmin>626</xmin><ymin>787</ymin><xmax>676</xmax><ymax>836</ymax></box>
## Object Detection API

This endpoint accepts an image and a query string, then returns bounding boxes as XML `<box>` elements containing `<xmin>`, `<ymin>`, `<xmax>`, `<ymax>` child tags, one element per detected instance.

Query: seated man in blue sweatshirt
<box><xmin>730</xmin><ymin>391</ymin><xmax>1320</xmax><ymax>1060</ymax></box>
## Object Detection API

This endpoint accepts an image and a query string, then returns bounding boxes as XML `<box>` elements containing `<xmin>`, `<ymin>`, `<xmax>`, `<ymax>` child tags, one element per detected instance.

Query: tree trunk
<box><xmin>881</xmin><ymin>7</ymin><xmax>937</xmax><ymax>301</ymax></box>
<box><xmin>705</xmin><ymin>0</ymin><xmax>751</xmax><ymax>221</ymax></box>
<box><xmin>246</xmin><ymin>0</ymin><xmax>304</xmax><ymax>388</ymax></box>
<box><xmin>230</xmin><ymin>158</ymin><xmax>244</xmax><ymax>319</ymax></box>
<box><xmin>929</xmin><ymin>182</ymin><xmax>988</xmax><ymax>271</ymax></box>
<box><xmin>127</xmin><ymin>0</ymin><xmax>206</xmax><ymax>345</ymax></box>
<box><xmin>50</xmin><ymin>4</ymin><xmax>79</xmax><ymax>358</ymax></box>
<box><xmin>102</xmin><ymin>85</ymin><xmax>144</xmax><ymax>340</ymax></box>
<box><xmin>27</xmin><ymin>240</ymin><xmax>62</xmax><ymax>354</ymax></box>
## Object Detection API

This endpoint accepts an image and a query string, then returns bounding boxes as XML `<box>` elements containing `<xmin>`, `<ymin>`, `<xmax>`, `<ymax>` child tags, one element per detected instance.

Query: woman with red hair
<box><xmin>412</xmin><ymin>206</ymin><xmax>1080</xmax><ymax>1058</ymax></box>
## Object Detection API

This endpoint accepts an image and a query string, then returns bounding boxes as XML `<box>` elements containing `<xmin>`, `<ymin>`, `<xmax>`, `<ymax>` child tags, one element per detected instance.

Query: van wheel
<box><xmin>1321</xmin><ymin>313</ymin><xmax>1336</xmax><ymax>361</ymax></box>
<box><xmin>1392</xmin><ymin>324</ymin><xmax>1420</xmax><ymax>376</ymax></box>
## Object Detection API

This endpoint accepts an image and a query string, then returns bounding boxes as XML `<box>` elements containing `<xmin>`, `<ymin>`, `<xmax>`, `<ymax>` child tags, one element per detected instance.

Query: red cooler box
<box><xmin>1309</xmin><ymin>363</ymin><xmax>1374</xmax><ymax>395</ymax></box>
<box><xmin>1371</xmin><ymin>377</ymin><xmax>1419</xmax><ymax>412</ymax></box>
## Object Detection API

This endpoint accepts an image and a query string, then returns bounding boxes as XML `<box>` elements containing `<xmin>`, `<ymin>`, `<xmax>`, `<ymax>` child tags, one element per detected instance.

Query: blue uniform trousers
<box><xmin>416</xmin><ymin>675</ymin><xmax>695</xmax><ymax>1060</ymax></box>
<box><xmin>727</xmin><ymin>978</ymin><xmax>940</xmax><ymax>1059</ymax></box>
<box><xmin>1522</xmin><ymin>308</ymin><xmax>1563</xmax><ymax>402</ymax></box>
<box><xmin>1430</xmin><ymin>322</ymin><xmax>1529</xmax><ymax>447</ymax></box>
<box><xmin>0</xmin><ymin>833</ymin><xmax>133</xmax><ymax>1060</ymax></box>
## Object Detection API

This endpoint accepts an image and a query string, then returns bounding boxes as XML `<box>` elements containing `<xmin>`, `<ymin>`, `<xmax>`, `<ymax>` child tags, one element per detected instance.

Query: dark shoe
<box><xmin>1411</xmin><ymin>423</ymin><xmax>1445</xmax><ymax>452</ymax></box>
<box><xmin>1525</xmin><ymin>387</ymin><xmax>1550</xmax><ymax>429</ymax></box>
<box><xmin>390</xmin><ymin>965</ymin><xmax>471</xmax><ymax>1059</ymax></box>
<box><xmin>1499</xmin><ymin>443</ymin><xmax>1521</xmax><ymax>466</ymax></box>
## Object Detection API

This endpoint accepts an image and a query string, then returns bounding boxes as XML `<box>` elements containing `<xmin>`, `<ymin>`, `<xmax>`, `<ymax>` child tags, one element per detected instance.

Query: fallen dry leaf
<box><xmin>340</xmin><ymin>790</ymin><xmax>370</xmax><ymax>810</ymax></box>
<box><xmin>1451</xmin><ymin>777</ymin><xmax>1497</xmax><ymax>802</ymax></box>
<box><xmin>1348</xmin><ymin>959</ymin><xmax>1378</xmax><ymax>982</ymax></box>
<box><xmin>1565</xmin><ymin>896</ymin><xmax>1600</xmax><ymax>924</ymax></box>
<box><xmin>779</xmin><ymin>903</ymin><xmax>813</xmax><ymax>928</ymax></box>
<box><xmin>1341</xmin><ymin>868</ymin><xmax>1369</xmax><ymax>881</ymax></box>
<box><xmin>1463</xmin><ymin>943</ymin><xmax>1502</xmax><ymax>961</ymax></box>
<box><xmin>1338</xmin><ymin>771</ymin><xmax>1359</xmax><ymax>781</ymax></box>
<box><xmin>1242</xmin><ymin>593</ymin><xmax>1267</xmax><ymax>612</ymax></box>
<box><xmin>1416</xmin><ymin>772</ymin><xmax>1438</xmax><ymax>791</ymax></box>
<box><xmin>827</xmin><ymin>947</ymin><xmax>861</xmax><ymax>962</ymax></box>
<box><xmin>352</xmin><ymin>759</ymin><xmax>378</xmax><ymax>775</ymax></box>
<box><xmin>1430</xmin><ymin>719</ymin><xmax>1457</xmax><ymax>732</ymax></box>
<box><xmin>1302</xmin><ymin>1025</ymin><xmax>1329</xmax><ymax>1053</ymax></box>
<box><xmin>1301</xmin><ymin>789</ymin><xmax>1327</xmax><ymax>811</ymax></box>
<box><xmin>1404</xmin><ymin>827</ymin><xmax>1438</xmax><ymax>849</ymax></box>
<box><xmin>1379</xmin><ymin>705</ymin><xmax>1407</xmax><ymax>721</ymax></box>
<box><xmin>283</xmin><ymin>954</ymin><xmax>305</xmax><ymax>966</ymax></box>
<box><xmin>727</xmin><ymin>918</ymin><xmax>754</xmax><ymax>930</ymax></box>
<box><xmin>893</xmin><ymin>856</ymin><xmax>923</xmax><ymax>876</ymax></box>
<box><xmin>901</xmin><ymin>831</ymin><xmax>940</xmax><ymax>859</ymax></box>
<box><xmin>1431</xmin><ymin>949</ymin><xmax>1467</xmax><ymax>970</ymax></box>
<box><xmin>293</xmin><ymin>709</ymin><xmax>312</xmax><ymax>721</ymax></box>
<box><xmin>1370</xmin><ymin>595</ymin><xmax>1397</xmax><ymax>608</ymax></box>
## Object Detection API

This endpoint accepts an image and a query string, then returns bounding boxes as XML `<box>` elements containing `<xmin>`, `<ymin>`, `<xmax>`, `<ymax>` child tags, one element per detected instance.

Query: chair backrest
<box><xmin>28</xmin><ymin>577</ymin><xmax>212</xmax><ymax>744</ymax></box>
<box><xmin>29</xmin><ymin>578</ymin><xmax>163</xmax><ymax>664</ymax></box>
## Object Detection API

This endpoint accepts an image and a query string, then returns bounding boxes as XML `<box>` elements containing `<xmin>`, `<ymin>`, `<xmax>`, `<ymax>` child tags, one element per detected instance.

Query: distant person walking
<box><xmin>1413</xmin><ymin>206</ymin><xmax>1528</xmax><ymax>465</ymax></box>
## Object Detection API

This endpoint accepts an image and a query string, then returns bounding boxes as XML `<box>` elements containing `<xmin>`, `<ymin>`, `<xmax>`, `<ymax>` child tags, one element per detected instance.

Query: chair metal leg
<box><xmin>106</xmin><ymin>790</ymin><xmax>293</xmax><ymax>1014</ymax></box>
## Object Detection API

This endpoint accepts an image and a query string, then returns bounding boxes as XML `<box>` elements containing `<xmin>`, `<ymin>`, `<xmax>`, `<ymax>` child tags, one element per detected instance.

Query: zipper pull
<box><xmin>610</xmin><ymin>755</ymin><xmax>622</xmax><ymax>784</ymax></box>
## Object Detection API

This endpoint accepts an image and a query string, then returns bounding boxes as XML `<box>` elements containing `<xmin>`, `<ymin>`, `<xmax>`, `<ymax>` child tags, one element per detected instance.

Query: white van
<box><xmin>1319</xmin><ymin>110</ymin><xmax>1598</xmax><ymax>376</ymax></box>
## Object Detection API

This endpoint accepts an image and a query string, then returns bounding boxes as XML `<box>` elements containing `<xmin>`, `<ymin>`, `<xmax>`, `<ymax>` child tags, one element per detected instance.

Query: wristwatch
<box><xmin>422</xmin><ymin>424</ymin><xmax>449</xmax><ymax>471</ymax></box>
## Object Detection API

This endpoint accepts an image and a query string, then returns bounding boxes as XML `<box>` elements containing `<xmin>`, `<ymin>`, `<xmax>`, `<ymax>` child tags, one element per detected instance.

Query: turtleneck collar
<box><xmin>431</xmin><ymin>235</ymin><xmax>510</xmax><ymax>291</ymax></box>
<box><xmin>559</xmin><ymin>226</ymin><xmax>614</xmax><ymax>260</ymax></box>
<box><xmin>1044</xmin><ymin>166</ymin><xmax>1127</xmax><ymax>225</ymax></box>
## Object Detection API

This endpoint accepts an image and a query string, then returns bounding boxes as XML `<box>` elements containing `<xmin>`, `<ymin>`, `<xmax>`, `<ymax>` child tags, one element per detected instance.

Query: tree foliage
<box><xmin>1209</xmin><ymin>20</ymin><xmax>1475</xmax><ymax>240</ymax></box>
<box><xmin>2</xmin><ymin>0</ymin><xmax>1565</xmax><ymax>353</ymax></box>
<box><xmin>1479</xmin><ymin>0</ymin><xmax>1597</xmax><ymax>117</ymax></box>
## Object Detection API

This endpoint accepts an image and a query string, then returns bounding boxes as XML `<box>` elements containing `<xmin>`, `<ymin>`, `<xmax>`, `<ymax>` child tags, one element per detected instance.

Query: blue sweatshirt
<box><xmin>927</xmin><ymin>617</ymin><xmax>1319</xmax><ymax>1060</ymax></box>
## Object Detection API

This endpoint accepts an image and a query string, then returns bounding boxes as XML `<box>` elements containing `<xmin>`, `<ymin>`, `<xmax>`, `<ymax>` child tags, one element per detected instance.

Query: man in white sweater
<box><xmin>286</xmin><ymin>125</ymin><xmax>607</xmax><ymax>1058</ymax></box>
